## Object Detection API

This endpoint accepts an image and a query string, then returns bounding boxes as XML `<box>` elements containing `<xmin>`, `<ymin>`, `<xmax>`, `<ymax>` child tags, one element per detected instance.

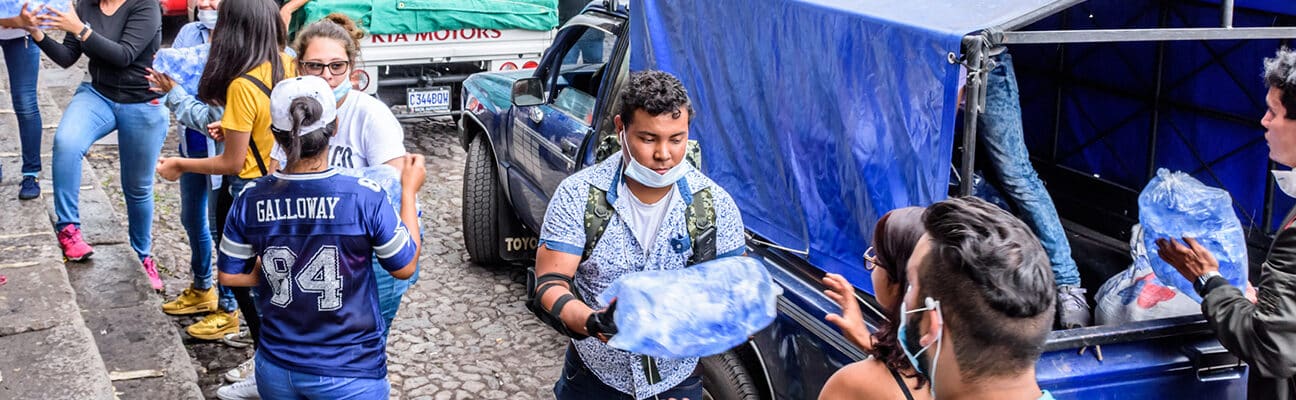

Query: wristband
<box><xmin>1193</xmin><ymin>271</ymin><xmax>1225</xmax><ymax>296</ymax></box>
<box><xmin>78</xmin><ymin>26</ymin><xmax>90</xmax><ymax>39</ymax></box>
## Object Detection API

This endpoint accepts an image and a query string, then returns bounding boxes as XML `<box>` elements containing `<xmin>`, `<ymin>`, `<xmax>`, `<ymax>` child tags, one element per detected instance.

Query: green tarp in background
<box><xmin>295</xmin><ymin>0</ymin><xmax>558</xmax><ymax>35</ymax></box>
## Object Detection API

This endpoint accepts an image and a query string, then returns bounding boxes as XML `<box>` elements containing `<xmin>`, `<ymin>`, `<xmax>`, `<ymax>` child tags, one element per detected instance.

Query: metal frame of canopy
<box><xmin>956</xmin><ymin>0</ymin><xmax>1296</xmax><ymax>228</ymax></box>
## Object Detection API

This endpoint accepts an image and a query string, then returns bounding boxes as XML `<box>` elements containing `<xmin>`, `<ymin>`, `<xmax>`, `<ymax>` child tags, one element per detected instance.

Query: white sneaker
<box><xmin>216</xmin><ymin>371</ymin><xmax>259</xmax><ymax>400</ymax></box>
<box><xmin>224</xmin><ymin>358</ymin><xmax>255</xmax><ymax>383</ymax></box>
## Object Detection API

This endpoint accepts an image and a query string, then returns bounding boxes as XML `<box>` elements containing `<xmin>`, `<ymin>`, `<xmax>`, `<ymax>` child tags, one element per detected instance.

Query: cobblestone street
<box><xmin>86</xmin><ymin>120</ymin><xmax>566</xmax><ymax>399</ymax></box>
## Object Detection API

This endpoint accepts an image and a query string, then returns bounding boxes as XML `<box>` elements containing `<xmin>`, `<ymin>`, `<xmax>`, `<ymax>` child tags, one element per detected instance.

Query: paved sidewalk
<box><xmin>0</xmin><ymin>45</ymin><xmax>200</xmax><ymax>398</ymax></box>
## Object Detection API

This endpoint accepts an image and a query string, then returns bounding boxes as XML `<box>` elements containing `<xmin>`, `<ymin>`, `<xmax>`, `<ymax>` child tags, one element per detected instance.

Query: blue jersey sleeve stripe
<box><xmin>539</xmin><ymin>239</ymin><xmax>583</xmax><ymax>256</ymax></box>
<box><xmin>375</xmin><ymin>227</ymin><xmax>411</xmax><ymax>259</ymax></box>
<box><xmin>219</xmin><ymin>239</ymin><xmax>255</xmax><ymax>259</ymax></box>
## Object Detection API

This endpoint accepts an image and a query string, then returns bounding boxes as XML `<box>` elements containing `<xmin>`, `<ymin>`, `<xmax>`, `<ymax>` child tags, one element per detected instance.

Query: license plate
<box><xmin>407</xmin><ymin>86</ymin><xmax>451</xmax><ymax>113</ymax></box>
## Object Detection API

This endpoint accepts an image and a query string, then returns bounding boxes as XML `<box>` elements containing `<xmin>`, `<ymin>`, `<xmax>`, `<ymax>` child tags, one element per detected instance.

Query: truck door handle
<box><xmin>529</xmin><ymin>108</ymin><xmax>544</xmax><ymax>124</ymax></box>
<box><xmin>1184</xmin><ymin>342</ymin><xmax>1245</xmax><ymax>383</ymax></box>
<box><xmin>560</xmin><ymin>138</ymin><xmax>579</xmax><ymax>155</ymax></box>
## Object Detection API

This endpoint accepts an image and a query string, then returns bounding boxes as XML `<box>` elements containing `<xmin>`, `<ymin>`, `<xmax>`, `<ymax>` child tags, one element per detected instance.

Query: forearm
<box><xmin>177</xmin><ymin>151</ymin><xmax>243</xmax><ymax>175</ymax></box>
<box><xmin>164</xmin><ymin>88</ymin><xmax>223</xmax><ymax>132</ymax></box>
<box><xmin>35</xmin><ymin>32</ymin><xmax>81</xmax><ymax>68</ymax></box>
<box><xmin>539</xmin><ymin>282</ymin><xmax>596</xmax><ymax>336</ymax></box>
<box><xmin>389</xmin><ymin>188</ymin><xmax>421</xmax><ymax>279</ymax></box>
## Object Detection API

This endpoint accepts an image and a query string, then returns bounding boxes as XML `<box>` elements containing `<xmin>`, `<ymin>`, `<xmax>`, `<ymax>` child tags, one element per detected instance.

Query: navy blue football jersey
<box><xmin>217</xmin><ymin>169</ymin><xmax>415</xmax><ymax>378</ymax></box>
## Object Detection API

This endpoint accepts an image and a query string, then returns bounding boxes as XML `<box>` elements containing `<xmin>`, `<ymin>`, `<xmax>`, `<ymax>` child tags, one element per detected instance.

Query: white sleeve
<box><xmin>359</xmin><ymin>96</ymin><xmax>407</xmax><ymax>166</ymax></box>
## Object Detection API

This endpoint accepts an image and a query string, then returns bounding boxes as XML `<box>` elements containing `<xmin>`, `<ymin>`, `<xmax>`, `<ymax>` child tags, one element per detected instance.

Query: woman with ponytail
<box><xmin>218</xmin><ymin>75</ymin><xmax>426</xmax><ymax>399</ymax></box>
<box><xmin>271</xmin><ymin>13</ymin><xmax>418</xmax><ymax>336</ymax></box>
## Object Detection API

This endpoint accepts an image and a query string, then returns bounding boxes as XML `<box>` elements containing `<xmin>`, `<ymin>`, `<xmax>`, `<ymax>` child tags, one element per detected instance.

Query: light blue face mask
<box><xmin>197</xmin><ymin>9</ymin><xmax>218</xmax><ymax>30</ymax></box>
<box><xmin>898</xmin><ymin>288</ymin><xmax>942</xmax><ymax>397</ymax></box>
<box><xmin>332</xmin><ymin>82</ymin><xmax>351</xmax><ymax>103</ymax></box>
<box><xmin>619</xmin><ymin>130</ymin><xmax>690</xmax><ymax>188</ymax></box>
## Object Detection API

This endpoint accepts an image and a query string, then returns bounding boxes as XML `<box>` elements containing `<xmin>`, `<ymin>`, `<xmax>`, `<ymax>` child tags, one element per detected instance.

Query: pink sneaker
<box><xmin>57</xmin><ymin>225</ymin><xmax>94</xmax><ymax>261</ymax></box>
<box><xmin>141</xmin><ymin>256</ymin><xmax>164</xmax><ymax>291</ymax></box>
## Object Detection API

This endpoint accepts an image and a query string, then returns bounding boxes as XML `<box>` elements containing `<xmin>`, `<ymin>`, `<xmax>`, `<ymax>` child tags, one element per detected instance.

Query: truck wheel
<box><xmin>462</xmin><ymin>134</ymin><xmax>505</xmax><ymax>265</ymax></box>
<box><xmin>701</xmin><ymin>351</ymin><xmax>761</xmax><ymax>400</ymax></box>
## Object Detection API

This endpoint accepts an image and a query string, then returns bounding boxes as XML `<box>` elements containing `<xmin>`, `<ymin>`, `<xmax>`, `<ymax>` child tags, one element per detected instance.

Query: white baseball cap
<box><xmin>270</xmin><ymin>75</ymin><xmax>337</xmax><ymax>135</ymax></box>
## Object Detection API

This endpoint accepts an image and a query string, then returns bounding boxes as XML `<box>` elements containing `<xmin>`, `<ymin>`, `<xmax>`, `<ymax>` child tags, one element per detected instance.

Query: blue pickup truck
<box><xmin>458</xmin><ymin>0</ymin><xmax>1296</xmax><ymax>398</ymax></box>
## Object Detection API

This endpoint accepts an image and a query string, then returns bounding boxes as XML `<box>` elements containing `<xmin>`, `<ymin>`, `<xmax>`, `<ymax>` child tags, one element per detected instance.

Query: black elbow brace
<box><xmin>526</xmin><ymin>268</ymin><xmax>588</xmax><ymax>340</ymax></box>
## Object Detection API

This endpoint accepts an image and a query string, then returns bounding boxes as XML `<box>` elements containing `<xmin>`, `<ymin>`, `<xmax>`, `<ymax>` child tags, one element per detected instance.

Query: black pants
<box><xmin>214</xmin><ymin>176</ymin><xmax>261</xmax><ymax>347</ymax></box>
<box><xmin>553</xmin><ymin>345</ymin><xmax>702</xmax><ymax>400</ymax></box>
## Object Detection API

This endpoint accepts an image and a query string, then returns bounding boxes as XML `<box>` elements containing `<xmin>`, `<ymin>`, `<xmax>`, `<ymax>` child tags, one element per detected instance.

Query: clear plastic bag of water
<box><xmin>152</xmin><ymin>43</ymin><xmax>210</xmax><ymax>96</ymax></box>
<box><xmin>1139</xmin><ymin>169</ymin><xmax>1247</xmax><ymax>302</ymax></box>
<box><xmin>597</xmin><ymin>256</ymin><xmax>782</xmax><ymax>358</ymax></box>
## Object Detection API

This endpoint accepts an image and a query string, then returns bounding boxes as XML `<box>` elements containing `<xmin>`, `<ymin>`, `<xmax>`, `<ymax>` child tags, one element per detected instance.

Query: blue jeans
<box><xmin>374</xmin><ymin>261</ymin><xmax>418</xmax><ymax>336</ymax></box>
<box><xmin>979</xmin><ymin>53</ymin><xmax>1081</xmax><ymax>286</ymax></box>
<box><xmin>554</xmin><ymin>346</ymin><xmax>702</xmax><ymax>400</ymax></box>
<box><xmin>254</xmin><ymin>352</ymin><xmax>390</xmax><ymax>400</ymax></box>
<box><xmin>53</xmin><ymin>83</ymin><xmax>168</xmax><ymax>259</ymax></box>
<box><xmin>1</xmin><ymin>37</ymin><xmax>42</xmax><ymax>177</ymax></box>
<box><xmin>180</xmin><ymin>130</ymin><xmax>236</xmax><ymax>311</ymax></box>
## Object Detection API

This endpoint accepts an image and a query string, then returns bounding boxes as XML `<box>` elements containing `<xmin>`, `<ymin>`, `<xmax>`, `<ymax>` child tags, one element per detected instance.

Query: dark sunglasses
<box><xmin>300</xmin><ymin>60</ymin><xmax>351</xmax><ymax>75</ymax></box>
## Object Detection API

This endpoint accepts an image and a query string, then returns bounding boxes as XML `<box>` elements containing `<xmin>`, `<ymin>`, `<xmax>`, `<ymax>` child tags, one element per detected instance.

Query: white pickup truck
<box><xmin>352</xmin><ymin>27</ymin><xmax>555</xmax><ymax>120</ymax></box>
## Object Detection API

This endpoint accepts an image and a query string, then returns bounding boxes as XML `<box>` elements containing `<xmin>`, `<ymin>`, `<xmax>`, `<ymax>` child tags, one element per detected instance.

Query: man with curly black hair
<box><xmin>531</xmin><ymin>70</ymin><xmax>747</xmax><ymax>399</ymax></box>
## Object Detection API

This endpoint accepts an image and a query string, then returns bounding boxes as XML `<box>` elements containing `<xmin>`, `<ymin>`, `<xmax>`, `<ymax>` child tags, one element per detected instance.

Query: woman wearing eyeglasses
<box><xmin>269</xmin><ymin>14</ymin><xmax>416</xmax><ymax>337</ymax></box>
<box><xmin>819</xmin><ymin>206</ymin><xmax>931</xmax><ymax>400</ymax></box>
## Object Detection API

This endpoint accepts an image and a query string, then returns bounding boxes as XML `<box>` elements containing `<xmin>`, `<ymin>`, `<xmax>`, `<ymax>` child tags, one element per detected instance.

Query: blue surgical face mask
<box><xmin>898</xmin><ymin>288</ymin><xmax>942</xmax><ymax>397</ymax></box>
<box><xmin>332</xmin><ymin>82</ymin><xmax>351</xmax><ymax>103</ymax></box>
<box><xmin>619</xmin><ymin>129</ymin><xmax>690</xmax><ymax>188</ymax></box>
<box><xmin>197</xmin><ymin>9</ymin><xmax>218</xmax><ymax>30</ymax></box>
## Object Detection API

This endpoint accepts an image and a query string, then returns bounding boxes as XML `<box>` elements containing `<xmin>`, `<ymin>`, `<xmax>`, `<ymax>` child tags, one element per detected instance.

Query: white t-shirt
<box><xmin>272</xmin><ymin>91</ymin><xmax>406</xmax><ymax>168</ymax></box>
<box><xmin>0</xmin><ymin>28</ymin><xmax>28</xmax><ymax>41</ymax></box>
<box><xmin>617</xmin><ymin>181</ymin><xmax>674</xmax><ymax>255</ymax></box>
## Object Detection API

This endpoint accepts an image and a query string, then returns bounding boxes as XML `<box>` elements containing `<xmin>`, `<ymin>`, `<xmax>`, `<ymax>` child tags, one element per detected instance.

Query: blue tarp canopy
<box><xmin>629</xmin><ymin>0</ymin><xmax>1078</xmax><ymax>292</ymax></box>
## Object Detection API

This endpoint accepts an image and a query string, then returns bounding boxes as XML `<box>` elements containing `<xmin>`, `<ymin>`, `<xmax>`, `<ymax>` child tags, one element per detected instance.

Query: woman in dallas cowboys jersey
<box><xmin>217</xmin><ymin>75</ymin><xmax>425</xmax><ymax>398</ymax></box>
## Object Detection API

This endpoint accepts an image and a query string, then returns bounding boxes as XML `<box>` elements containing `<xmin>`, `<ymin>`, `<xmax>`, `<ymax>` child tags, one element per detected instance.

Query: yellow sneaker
<box><xmin>162</xmin><ymin>286</ymin><xmax>218</xmax><ymax>315</ymax></box>
<box><xmin>186</xmin><ymin>310</ymin><xmax>241</xmax><ymax>340</ymax></box>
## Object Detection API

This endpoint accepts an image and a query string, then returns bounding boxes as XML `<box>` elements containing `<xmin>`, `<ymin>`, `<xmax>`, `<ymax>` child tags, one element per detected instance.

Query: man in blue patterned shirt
<box><xmin>533</xmin><ymin>70</ymin><xmax>746</xmax><ymax>399</ymax></box>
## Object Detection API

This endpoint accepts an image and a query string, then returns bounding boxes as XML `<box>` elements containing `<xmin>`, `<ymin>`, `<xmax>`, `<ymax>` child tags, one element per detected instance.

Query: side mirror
<box><xmin>511</xmin><ymin>77</ymin><xmax>545</xmax><ymax>107</ymax></box>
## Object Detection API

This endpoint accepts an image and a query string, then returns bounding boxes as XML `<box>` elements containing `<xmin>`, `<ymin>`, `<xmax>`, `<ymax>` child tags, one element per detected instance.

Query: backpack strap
<box><xmin>239</xmin><ymin>73</ymin><xmax>272</xmax><ymax>177</ymax></box>
<box><xmin>582</xmin><ymin>185</ymin><xmax>615</xmax><ymax>263</ymax></box>
<box><xmin>685</xmin><ymin>187</ymin><xmax>717</xmax><ymax>264</ymax></box>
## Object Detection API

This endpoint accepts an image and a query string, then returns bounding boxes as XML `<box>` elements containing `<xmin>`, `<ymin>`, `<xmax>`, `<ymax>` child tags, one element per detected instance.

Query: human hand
<box><xmin>7</xmin><ymin>4</ymin><xmax>40</xmax><ymax>33</ymax></box>
<box><xmin>1245</xmin><ymin>283</ymin><xmax>1257</xmax><ymax>304</ymax></box>
<box><xmin>586</xmin><ymin>299</ymin><xmax>618</xmax><ymax>343</ymax></box>
<box><xmin>822</xmin><ymin>273</ymin><xmax>872</xmax><ymax>351</ymax></box>
<box><xmin>145</xmin><ymin>68</ymin><xmax>176</xmax><ymax>94</ymax></box>
<box><xmin>1155</xmin><ymin>237</ymin><xmax>1221</xmax><ymax>282</ymax></box>
<box><xmin>36</xmin><ymin>4</ymin><xmax>82</xmax><ymax>35</ymax></box>
<box><xmin>400</xmin><ymin>154</ymin><xmax>426</xmax><ymax>193</ymax></box>
<box><xmin>207</xmin><ymin>121</ymin><xmax>223</xmax><ymax>141</ymax></box>
<box><xmin>156</xmin><ymin>157</ymin><xmax>183</xmax><ymax>181</ymax></box>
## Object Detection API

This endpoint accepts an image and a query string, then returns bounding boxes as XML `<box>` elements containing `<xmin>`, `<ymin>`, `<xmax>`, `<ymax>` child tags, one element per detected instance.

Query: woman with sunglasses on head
<box><xmin>819</xmin><ymin>207</ymin><xmax>931</xmax><ymax>400</ymax></box>
<box><xmin>269</xmin><ymin>14</ymin><xmax>416</xmax><ymax>336</ymax></box>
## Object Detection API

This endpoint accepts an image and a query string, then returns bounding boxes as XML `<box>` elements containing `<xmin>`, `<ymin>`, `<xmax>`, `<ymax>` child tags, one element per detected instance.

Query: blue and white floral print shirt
<box><xmin>539</xmin><ymin>152</ymin><xmax>746</xmax><ymax>399</ymax></box>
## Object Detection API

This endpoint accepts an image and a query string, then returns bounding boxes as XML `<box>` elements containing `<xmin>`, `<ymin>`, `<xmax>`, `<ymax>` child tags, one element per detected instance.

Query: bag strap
<box><xmin>239</xmin><ymin>73</ymin><xmax>272</xmax><ymax>176</ymax></box>
<box><xmin>582</xmin><ymin>185</ymin><xmax>614</xmax><ymax>263</ymax></box>
<box><xmin>582</xmin><ymin>185</ymin><xmax>716</xmax><ymax>265</ymax></box>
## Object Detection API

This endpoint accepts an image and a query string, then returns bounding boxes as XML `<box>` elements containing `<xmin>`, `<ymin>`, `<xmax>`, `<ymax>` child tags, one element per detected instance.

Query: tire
<box><xmin>701</xmin><ymin>351</ymin><xmax>761</xmax><ymax>400</ymax></box>
<box><xmin>462</xmin><ymin>134</ymin><xmax>505</xmax><ymax>265</ymax></box>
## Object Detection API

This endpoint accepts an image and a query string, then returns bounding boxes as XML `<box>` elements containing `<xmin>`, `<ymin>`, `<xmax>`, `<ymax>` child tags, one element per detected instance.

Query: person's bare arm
<box><xmin>158</xmin><ymin>129</ymin><xmax>250</xmax><ymax>180</ymax></box>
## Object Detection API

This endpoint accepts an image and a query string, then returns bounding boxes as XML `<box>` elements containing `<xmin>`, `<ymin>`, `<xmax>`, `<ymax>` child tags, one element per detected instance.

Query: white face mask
<box><xmin>197</xmin><ymin>9</ymin><xmax>218</xmax><ymax>30</ymax></box>
<box><xmin>619</xmin><ymin>130</ymin><xmax>691</xmax><ymax>188</ymax></box>
<box><xmin>1276</xmin><ymin>169</ymin><xmax>1296</xmax><ymax>198</ymax></box>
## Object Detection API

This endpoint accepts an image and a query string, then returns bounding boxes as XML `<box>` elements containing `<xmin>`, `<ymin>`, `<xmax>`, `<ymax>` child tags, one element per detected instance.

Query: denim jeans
<box><xmin>1</xmin><ymin>37</ymin><xmax>42</xmax><ymax>176</ymax></box>
<box><xmin>374</xmin><ymin>261</ymin><xmax>418</xmax><ymax>336</ymax></box>
<box><xmin>53</xmin><ymin>83</ymin><xmax>168</xmax><ymax>259</ymax></box>
<box><xmin>254</xmin><ymin>351</ymin><xmax>390</xmax><ymax>400</ymax></box>
<box><xmin>978</xmin><ymin>53</ymin><xmax>1081</xmax><ymax>286</ymax></box>
<box><xmin>180</xmin><ymin>130</ymin><xmax>237</xmax><ymax>311</ymax></box>
<box><xmin>554</xmin><ymin>345</ymin><xmax>703</xmax><ymax>400</ymax></box>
